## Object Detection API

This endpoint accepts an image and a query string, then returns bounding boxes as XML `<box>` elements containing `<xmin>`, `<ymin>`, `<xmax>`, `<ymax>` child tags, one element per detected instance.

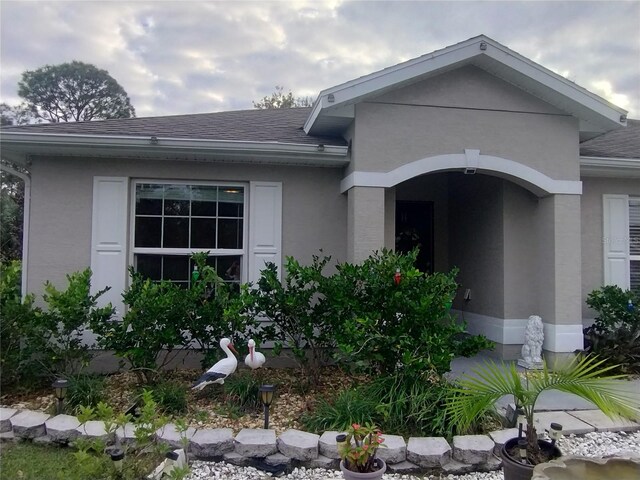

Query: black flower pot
<box><xmin>501</xmin><ymin>437</ymin><xmax>562</xmax><ymax>480</ymax></box>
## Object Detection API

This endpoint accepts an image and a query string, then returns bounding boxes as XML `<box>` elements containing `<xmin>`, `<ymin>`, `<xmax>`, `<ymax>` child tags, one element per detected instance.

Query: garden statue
<box><xmin>191</xmin><ymin>338</ymin><xmax>239</xmax><ymax>390</ymax></box>
<box><xmin>518</xmin><ymin>315</ymin><xmax>544</xmax><ymax>369</ymax></box>
<box><xmin>244</xmin><ymin>339</ymin><xmax>266</xmax><ymax>370</ymax></box>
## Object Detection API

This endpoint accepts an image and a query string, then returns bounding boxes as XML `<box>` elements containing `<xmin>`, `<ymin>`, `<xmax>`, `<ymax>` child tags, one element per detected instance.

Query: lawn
<box><xmin>0</xmin><ymin>442</ymin><xmax>77</xmax><ymax>480</ymax></box>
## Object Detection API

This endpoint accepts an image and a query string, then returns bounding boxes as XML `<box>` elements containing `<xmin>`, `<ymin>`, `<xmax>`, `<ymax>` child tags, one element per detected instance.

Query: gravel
<box><xmin>185</xmin><ymin>431</ymin><xmax>640</xmax><ymax>480</ymax></box>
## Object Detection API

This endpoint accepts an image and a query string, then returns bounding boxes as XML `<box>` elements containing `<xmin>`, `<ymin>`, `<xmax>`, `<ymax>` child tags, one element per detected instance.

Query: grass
<box><xmin>0</xmin><ymin>442</ymin><xmax>77</xmax><ymax>480</ymax></box>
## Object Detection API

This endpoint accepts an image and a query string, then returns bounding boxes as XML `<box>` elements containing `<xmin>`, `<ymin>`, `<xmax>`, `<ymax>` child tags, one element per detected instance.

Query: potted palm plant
<box><xmin>445</xmin><ymin>355</ymin><xmax>639</xmax><ymax>480</ymax></box>
<box><xmin>337</xmin><ymin>423</ymin><xmax>386</xmax><ymax>479</ymax></box>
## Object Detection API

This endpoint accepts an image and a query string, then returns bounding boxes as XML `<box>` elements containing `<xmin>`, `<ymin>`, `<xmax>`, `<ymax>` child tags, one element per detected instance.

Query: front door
<box><xmin>395</xmin><ymin>201</ymin><xmax>434</xmax><ymax>273</ymax></box>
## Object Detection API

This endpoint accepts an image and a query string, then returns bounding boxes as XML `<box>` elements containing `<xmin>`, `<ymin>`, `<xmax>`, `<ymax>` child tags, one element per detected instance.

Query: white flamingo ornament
<box><xmin>191</xmin><ymin>338</ymin><xmax>239</xmax><ymax>390</ymax></box>
<box><xmin>244</xmin><ymin>339</ymin><xmax>266</xmax><ymax>370</ymax></box>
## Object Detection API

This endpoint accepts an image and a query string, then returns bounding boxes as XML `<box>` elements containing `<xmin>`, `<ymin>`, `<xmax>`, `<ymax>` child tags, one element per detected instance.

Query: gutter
<box><xmin>580</xmin><ymin>156</ymin><xmax>640</xmax><ymax>177</ymax></box>
<box><xmin>0</xmin><ymin>163</ymin><xmax>30</xmax><ymax>299</ymax></box>
<box><xmin>0</xmin><ymin>131</ymin><xmax>349</xmax><ymax>162</ymax></box>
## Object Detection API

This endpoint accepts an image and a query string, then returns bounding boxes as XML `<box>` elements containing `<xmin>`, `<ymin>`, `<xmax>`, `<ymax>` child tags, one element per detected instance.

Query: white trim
<box><xmin>340</xmin><ymin>150</ymin><xmax>582</xmax><ymax>196</ymax></box>
<box><xmin>305</xmin><ymin>35</ymin><xmax>626</xmax><ymax>135</ymax></box>
<box><xmin>542</xmin><ymin>323</ymin><xmax>584</xmax><ymax>352</ymax></box>
<box><xmin>580</xmin><ymin>156</ymin><xmax>640</xmax><ymax>177</ymax></box>
<box><xmin>0</xmin><ymin>131</ymin><xmax>349</xmax><ymax>166</ymax></box>
<box><xmin>455</xmin><ymin>310</ymin><xmax>529</xmax><ymax>344</ymax></box>
<box><xmin>0</xmin><ymin>164</ymin><xmax>30</xmax><ymax>298</ymax></box>
<box><xmin>455</xmin><ymin>310</ymin><xmax>584</xmax><ymax>352</ymax></box>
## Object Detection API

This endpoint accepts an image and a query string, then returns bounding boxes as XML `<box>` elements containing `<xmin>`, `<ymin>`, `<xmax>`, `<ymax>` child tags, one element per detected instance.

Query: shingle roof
<box><xmin>3</xmin><ymin>107</ymin><xmax>637</xmax><ymax>159</ymax></box>
<box><xmin>1</xmin><ymin>107</ymin><xmax>347</xmax><ymax>147</ymax></box>
<box><xmin>579</xmin><ymin>119</ymin><xmax>640</xmax><ymax>159</ymax></box>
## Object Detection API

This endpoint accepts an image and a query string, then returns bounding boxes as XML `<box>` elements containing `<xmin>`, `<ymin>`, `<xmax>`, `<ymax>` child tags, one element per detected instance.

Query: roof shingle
<box><xmin>1</xmin><ymin>107</ymin><xmax>347</xmax><ymax>147</ymax></box>
<box><xmin>579</xmin><ymin>119</ymin><xmax>640</xmax><ymax>159</ymax></box>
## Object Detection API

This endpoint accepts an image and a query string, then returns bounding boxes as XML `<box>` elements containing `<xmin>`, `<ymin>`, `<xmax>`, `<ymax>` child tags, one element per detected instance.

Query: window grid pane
<box><xmin>134</xmin><ymin>183</ymin><xmax>244</xmax><ymax>285</ymax></box>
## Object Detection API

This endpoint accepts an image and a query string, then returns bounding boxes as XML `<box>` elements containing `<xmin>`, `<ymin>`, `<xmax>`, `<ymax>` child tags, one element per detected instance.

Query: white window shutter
<box><xmin>603</xmin><ymin>194</ymin><xmax>630</xmax><ymax>288</ymax></box>
<box><xmin>91</xmin><ymin>177</ymin><xmax>129</xmax><ymax>317</ymax></box>
<box><xmin>248</xmin><ymin>181</ymin><xmax>282</xmax><ymax>283</ymax></box>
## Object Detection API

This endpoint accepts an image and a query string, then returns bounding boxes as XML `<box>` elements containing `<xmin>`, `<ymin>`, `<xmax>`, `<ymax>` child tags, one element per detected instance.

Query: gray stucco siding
<box><xmin>581</xmin><ymin>177</ymin><xmax>640</xmax><ymax>319</ymax></box>
<box><xmin>351</xmin><ymin>66</ymin><xmax>580</xmax><ymax>182</ymax></box>
<box><xmin>26</xmin><ymin>156</ymin><xmax>347</xmax><ymax>295</ymax></box>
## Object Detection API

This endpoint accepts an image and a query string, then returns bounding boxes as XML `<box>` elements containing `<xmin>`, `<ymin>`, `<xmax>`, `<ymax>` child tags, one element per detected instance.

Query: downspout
<box><xmin>0</xmin><ymin>163</ymin><xmax>31</xmax><ymax>299</ymax></box>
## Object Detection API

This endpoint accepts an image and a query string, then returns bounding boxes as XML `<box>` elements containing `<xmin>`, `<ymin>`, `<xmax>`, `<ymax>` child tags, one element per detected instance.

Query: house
<box><xmin>1</xmin><ymin>35</ymin><xmax>639</xmax><ymax>361</ymax></box>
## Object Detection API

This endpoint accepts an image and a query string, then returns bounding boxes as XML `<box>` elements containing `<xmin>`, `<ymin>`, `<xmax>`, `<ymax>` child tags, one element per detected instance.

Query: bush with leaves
<box><xmin>40</xmin><ymin>268</ymin><xmax>114</xmax><ymax>376</ymax></box>
<box><xmin>90</xmin><ymin>268</ymin><xmax>189</xmax><ymax>384</ymax></box>
<box><xmin>585</xmin><ymin>285</ymin><xmax>640</xmax><ymax>373</ymax></box>
<box><xmin>72</xmin><ymin>390</ymin><xmax>190</xmax><ymax>480</ymax></box>
<box><xmin>244</xmin><ymin>254</ymin><xmax>334</xmax><ymax>384</ymax></box>
<box><xmin>0</xmin><ymin>261</ymin><xmax>43</xmax><ymax>387</ymax></box>
<box><xmin>183</xmin><ymin>252</ymin><xmax>258</xmax><ymax>370</ymax></box>
<box><xmin>1</xmin><ymin>264</ymin><xmax>112</xmax><ymax>386</ymax></box>
<box><xmin>150</xmin><ymin>380</ymin><xmax>188</xmax><ymax>415</ymax></box>
<box><xmin>328</xmin><ymin>249</ymin><xmax>493</xmax><ymax>377</ymax></box>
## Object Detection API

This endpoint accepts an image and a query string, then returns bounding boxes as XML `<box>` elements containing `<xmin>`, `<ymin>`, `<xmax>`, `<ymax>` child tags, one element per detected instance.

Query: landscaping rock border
<box><xmin>2</xmin><ymin>408</ymin><xmax>638</xmax><ymax>476</ymax></box>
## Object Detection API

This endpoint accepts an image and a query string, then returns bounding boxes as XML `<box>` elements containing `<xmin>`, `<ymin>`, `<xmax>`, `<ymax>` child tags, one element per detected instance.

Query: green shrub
<box><xmin>40</xmin><ymin>268</ymin><xmax>114</xmax><ymax>376</ymax></box>
<box><xmin>223</xmin><ymin>372</ymin><xmax>262</xmax><ymax>411</ymax></box>
<box><xmin>0</xmin><ymin>261</ymin><xmax>42</xmax><ymax>387</ymax></box>
<box><xmin>182</xmin><ymin>252</ymin><xmax>258</xmax><ymax>370</ymax></box>
<box><xmin>90</xmin><ymin>268</ymin><xmax>190</xmax><ymax>384</ymax></box>
<box><xmin>328</xmin><ymin>249</ymin><xmax>493</xmax><ymax>377</ymax></box>
<box><xmin>66</xmin><ymin>374</ymin><xmax>106</xmax><ymax>412</ymax></box>
<box><xmin>244</xmin><ymin>254</ymin><xmax>334</xmax><ymax>384</ymax></box>
<box><xmin>586</xmin><ymin>285</ymin><xmax>640</xmax><ymax>373</ymax></box>
<box><xmin>151</xmin><ymin>380</ymin><xmax>188</xmax><ymax>415</ymax></box>
<box><xmin>91</xmin><ymin>253</ymin><xmax>257</xmax><ymax>383</ymax></box>
<box><xmin>1</xmin><ymin>263</ymin><xmax>111</xmax><ymax>387</ymax></box>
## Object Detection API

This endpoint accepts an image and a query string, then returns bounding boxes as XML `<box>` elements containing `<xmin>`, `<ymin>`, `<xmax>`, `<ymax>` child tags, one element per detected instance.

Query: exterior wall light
<box><xmin>52</xmin><ymin>378</ymin><xmax>70</xmax><ymax>414</ymax></box>
<box><xmin>259</xmin><ymin>384</ymin><xmax>276</xmax><ymax>429</ymax></box>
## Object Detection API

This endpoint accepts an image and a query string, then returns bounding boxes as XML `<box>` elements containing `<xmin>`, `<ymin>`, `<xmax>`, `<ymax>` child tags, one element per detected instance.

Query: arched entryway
<box><xmin>344</xmin><ymin>151</ymin><xmax>584</xmax><ymax>360</ymax></box>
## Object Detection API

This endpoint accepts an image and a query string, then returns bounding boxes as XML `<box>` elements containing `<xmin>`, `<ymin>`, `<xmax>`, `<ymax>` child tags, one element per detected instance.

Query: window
<box><xmin>132</xmin><ymin>181</ymin><xmax>245</xmax><ymax>288</ymax></box>
<box><xmin>630</xmin><ymin>198</ymin><xmax>640</xmax><ymax>292</ymax></box>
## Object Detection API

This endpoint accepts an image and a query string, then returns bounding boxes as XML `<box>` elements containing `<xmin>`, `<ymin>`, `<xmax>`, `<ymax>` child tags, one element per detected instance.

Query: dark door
<box><xmin>395</xmin><ymin>201</ymin><xmax>434</xmax><ymax>273</ymax></box>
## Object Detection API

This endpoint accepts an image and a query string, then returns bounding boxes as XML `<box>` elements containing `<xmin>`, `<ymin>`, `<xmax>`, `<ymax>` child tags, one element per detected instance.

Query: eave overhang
<box><xmin>0</xmin><ymin>132</ymin><xmax>350</xmax><ymax>167</ymax></box>
<box><xmin>305</xmin><ymin>35</ymin><xmax>627</xmax><ymax>140</ymax></box>
<box><xmin>580</xmin><ymin>156</ymin><xmax>640</xmax><ymax>178</ymax></box>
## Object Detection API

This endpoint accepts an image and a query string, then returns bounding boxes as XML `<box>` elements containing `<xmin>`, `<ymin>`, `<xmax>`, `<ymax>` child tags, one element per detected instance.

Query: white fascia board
<box><xmin>580</xmin><ymin>156</ymin><xmax>640</xmax><ymax>177</ymax></box>
<box><xmin>485</xmin><ymin>42</ymin><xmax>626</xmax><ymax>128</ymax></box>
<box><xmin>0</xmin><ymin>131</ymin><xmax>349</xmax><ymax>165</ymax></box>
<box><xmin>304</xmin><ymin>37</ymin><xmax>480</xmax><ymax>133</ymax></box>
<box><xmin>304</xmin><ymin>35</ymin><xmax>626</xmax><ymax>134</ymax></box>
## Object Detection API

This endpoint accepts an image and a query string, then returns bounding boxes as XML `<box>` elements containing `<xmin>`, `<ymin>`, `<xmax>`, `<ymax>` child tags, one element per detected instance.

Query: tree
<box><xmin>0</xmin><ymin>102</ymin><xmax>37</xmax><ymax>126</ymax></box>
<box><xmin>1</xmin><ymin>103</ymin><xmax>33</xmax><ymax>262</ymax></box>
<box><xmin>17</xmin><ymin>61</ymin><xmax>135</xmax><ymax>122</ymax></box>
<box><xmin>253</xmin><ymin>86</ymin><xmax>313</xmax><ymax>109</ymax></box>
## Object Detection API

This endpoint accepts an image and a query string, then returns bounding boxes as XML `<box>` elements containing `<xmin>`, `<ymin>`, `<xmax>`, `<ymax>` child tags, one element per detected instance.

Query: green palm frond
<box><xmin>445</xmin><ymin>355</ymin><xmax>639</xmax><ymax>433</ymax></box>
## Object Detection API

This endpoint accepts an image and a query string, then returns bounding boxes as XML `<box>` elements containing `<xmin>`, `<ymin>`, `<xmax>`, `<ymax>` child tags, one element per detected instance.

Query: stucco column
<box><xmin>347</xmin><ymin>186</ymin><xmax>386</xmax><ymax>263</ymax></box>
<box><xmin>536</xmin><ymin>194</ymin><xmax>583</xmax><ymax>358</ymax></box>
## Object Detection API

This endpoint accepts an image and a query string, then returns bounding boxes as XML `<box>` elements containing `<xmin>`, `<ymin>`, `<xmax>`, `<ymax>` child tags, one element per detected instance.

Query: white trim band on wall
<box><xmin>340</xmin><ymin>150</ymin><xmax>583</xmax><ymax>196</ymax></box>
<box><xmin>454</xmin><ymin>310</ymin><xmax>584</xmax><ymax>353</ymax></box>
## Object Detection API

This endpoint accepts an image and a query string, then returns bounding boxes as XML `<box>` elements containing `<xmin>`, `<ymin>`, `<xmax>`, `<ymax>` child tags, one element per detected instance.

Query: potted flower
<box><xmin>337</xmin><ymin>423</ymin><xmax>386</xmax><ymax>479</ymax></box>
<box><xmin>445</xmin><ymin>355</ymin><xmax>639</xmax><ymax>480</ymax></box>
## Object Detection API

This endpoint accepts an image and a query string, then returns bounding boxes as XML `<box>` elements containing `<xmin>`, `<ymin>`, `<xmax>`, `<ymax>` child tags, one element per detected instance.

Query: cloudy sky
<box><xmin>1</xmin><ymin>0</ymin><xmax>639</xmax><ymax>118</ymax></box>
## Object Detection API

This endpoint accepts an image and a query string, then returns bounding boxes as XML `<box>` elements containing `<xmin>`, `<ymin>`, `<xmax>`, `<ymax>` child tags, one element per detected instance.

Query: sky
<box><xmin>1</xmin><ymin>0</ymin><xmax>639</xmax><ymax>119</ymax></box>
